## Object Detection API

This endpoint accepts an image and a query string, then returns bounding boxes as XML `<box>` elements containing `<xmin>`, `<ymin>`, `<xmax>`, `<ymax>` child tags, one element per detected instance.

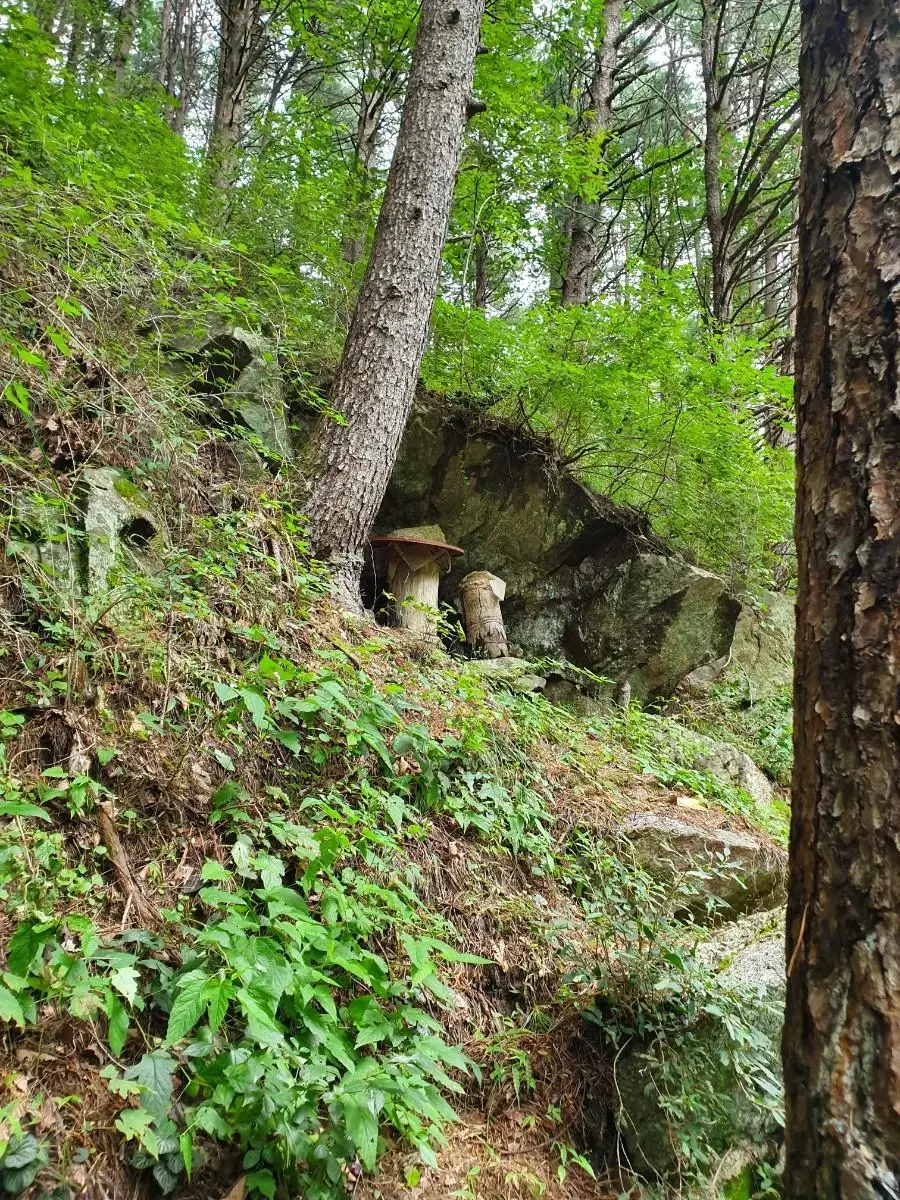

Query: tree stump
<box><xmin>459</xmin><ymin>570</ymin><xmax>508</xmax><ymax>658</ymax></box>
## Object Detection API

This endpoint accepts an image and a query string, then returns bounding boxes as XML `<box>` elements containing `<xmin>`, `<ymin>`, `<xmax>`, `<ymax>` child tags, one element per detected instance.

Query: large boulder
<box><xmin>6</xmin><ymin>471</ymin><xmax>162</xmax><ymax>597</ymax></box>
<box><xmin>658</xmin><ymin>719</ymin><xmax>774</xmax><ymax>806</ymax></box>
<box><xmin>689</xmin><ymin>736</ymin><xmax>773</xmax><ymax>806</ymax></box>
<box><xmin>380</xmin><ymin>409</ymin><xmax>740</xmax><ymax>698</ymax></box>
<box><xmin>617</xmin><ymin>812</ymin><xmax>787</xmax><ymax>922</ymax></box>
<box><xmin>7</xmin><ymin>492</ymin><xmax>80</xmax><ymax>600</ymax></box>
<box><xmin>614</xmin><ymin>911</ymin><xmax>785</xmax><ymax>1183</ymax></box>
<box><xmin>569</xmin><ymin>554</ymin><xmax>740</xmax><ymax>699</ymax></box>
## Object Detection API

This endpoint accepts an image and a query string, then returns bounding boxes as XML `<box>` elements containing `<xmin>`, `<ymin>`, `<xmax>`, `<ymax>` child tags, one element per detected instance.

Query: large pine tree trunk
<box><xmin>560</xmin><ymin>0</ymin><xmax>624</xmax><ymax>308</ymax></box>
<box><xmin>784</xmin><ymin>3</ymin><xmax>900</xmax><ymax>1195</ymax></box>
<box><xmin>304</xmin><ymin>0</ymin><xmax>485</xmax><ymax>606</ymax></box>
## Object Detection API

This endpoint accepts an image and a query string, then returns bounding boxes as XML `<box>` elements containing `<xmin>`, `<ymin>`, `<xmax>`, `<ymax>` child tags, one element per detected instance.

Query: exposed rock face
<box><xmin>569</xmin><ymin>554</ymin><xmax>740</xmax><ymax>699</ymax></box>
<box><xmin>729</xmin><ymin>590</ymin><xmax>793</xmax><ymax>698</ymax></box>
<box><xmin>80</xmin><ymin>468</ymin><xmax>161</xmax><ymax>591</ymax></box>
<box><xmin>8</xmin><ymin>470</ymin><xmax>161</xmax><ymax>596</ymax></box>
<box><xmin>658</xmin><ymin>718</ymin><xmax>774</xmax><ymax>805</ymax></box>
<box><xmin>8</xmin><ymin>493</ymin><xmax>80</xmax><ymax>599</ymax></box>
<box><xmin>463</xmin><ymin>657</ymin><xmax>547</xmax><ymax>693</ymax></box>
<box><xmin>686</xmin><ymin>590</ymin><xmax>794</xmax><ymax>700</ymax></box>
<box><xmin>164</xmin><ymin>320</ymin><xmax>290</xmax><ymax>460</ymax></box>
<box><xmin>689</xmin><ymin>735</ymin><xmax>773</xmax><ymax>806</ymax></box>
<box><xmin>615</xmin><ymin>910</ymin><xmax>785</xmax><ymax>1180</ymax></box>
<box><xmin>380</xmin><ymin>409</ymin><xmax>740</xmax><ymax>697</ymax></box>
<box><xmin>617</xmin><ymin>811</ymin><xmax>787</xmax><ymax>921</ymax></box>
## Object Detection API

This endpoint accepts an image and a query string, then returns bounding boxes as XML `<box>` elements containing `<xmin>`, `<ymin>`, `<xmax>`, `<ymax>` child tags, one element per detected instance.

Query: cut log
<box><xmin>459</xmin><ymin>570</ymin><xmax>508</xmax><ymax>658</ymax></box>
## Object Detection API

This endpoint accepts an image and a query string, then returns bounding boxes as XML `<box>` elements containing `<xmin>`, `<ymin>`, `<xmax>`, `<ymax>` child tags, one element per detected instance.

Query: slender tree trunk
<box><xmin>700</xmin><ymin>0</ymin><xmax>728</xmax><ymax>322</ymax></box>
<box><xmin>65</xmin><ymin>1</ymin><xmax>86</xmax><ymax>73</ymax></box>
<box><xmin>560</xmin><ymin>0</ymin><xmax>624</xmax><ymax>307</ymax></box>
<box><xmin>110</xmin><ymin>0</ymin><xmax>140</xmax><ymax>81</ymax></box>
<box><xmin>784</xmin><ymin>3</ymin><xmax>900</xmax><ymax>1196</ymax></box>
<box><xmin>473</xmin><ymin>232</ymin><xmax>488</xmax><ymax>308</ymax></box>
<box><xmin>30</xmin><ymin>0</ymin><xmax>59</xmax><ymax>37</ymax></box>
<box><xmin>172</xmin><ymin>0</ymin><xmax>197</xmax><ymax>136</ymax></box>
<box><xmin>158</xmin><ymin>0</ymin><xmax>173</xmax><ymax>87</ymax></box>
<box><xmin>342</xmin><ymin>89</ymin><xmax>388</xmax><ymax>266</ymax></box>
<box><xmin>304</xmin><ymin>0</ymin><xmax>485</xmax><ymax>606</ymax></box>
<box><xmin>209</xmin><ymin>0</ymin><xmax>259</xmax><ymax>190</ymax></box>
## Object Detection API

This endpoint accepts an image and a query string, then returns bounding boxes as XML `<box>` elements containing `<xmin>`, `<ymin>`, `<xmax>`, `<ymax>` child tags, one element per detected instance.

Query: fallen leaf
<box><xmin>221</xmin><ymin>1177</ymin><xmax>246</xmax><ymax>1200</ymax></box>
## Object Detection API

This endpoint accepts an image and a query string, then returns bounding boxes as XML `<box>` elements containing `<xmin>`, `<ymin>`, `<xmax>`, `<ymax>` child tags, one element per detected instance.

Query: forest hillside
<box><xmin>0</xmin><ymin>2</ymin><xmax>801</xmax><ymax>1198</ymax></box>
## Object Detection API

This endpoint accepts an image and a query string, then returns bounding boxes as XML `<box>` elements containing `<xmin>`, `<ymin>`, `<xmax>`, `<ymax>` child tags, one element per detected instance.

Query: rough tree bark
<box><xmin>172</xmin><ymin>0</ymin><xmax>199</xmax><ymax>137</ymax></box>
<box><xmin>783</xmin><ymin>3</ymin><xmax>900</xmax><ymax>1197</ymax></box>
<box><xmin>560</xmin><ymin>0</ymin><xmax>624</xmax><ymax>308</ymax></box>
<box><xmin>65</xmin><ymin>2</ymin><xmax>86</xmax><ymax>73</ymax></box>
<box><xmin>304</xmin><ymin>0</ymin><xmax>485</xmax><ymax>607</ymax></box>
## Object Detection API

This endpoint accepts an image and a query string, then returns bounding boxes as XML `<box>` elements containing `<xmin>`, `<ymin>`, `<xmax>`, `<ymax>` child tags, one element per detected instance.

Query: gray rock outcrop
<box><xmin>80</xmin><ymin>468</ymin><xmax>161</xmax><ymax>591</ymax></box>
<box><xmin>686</xmin><ymin>590</ymin><xmax>794</xmax><ymax>701</ymax></box>
<box><xmin>7</xmin><ymin>470</ymin><xmax>161</xmax><ymax>596</ymax></box>
<box><xmin>689</xmin><ymin>735</ymin><xmax>773</xmax><ymax>806</ymax></box>
<box><xmin>617</xmin><ymin>811</ymin><xmax>787</xmax><ymax>921</ymax></box>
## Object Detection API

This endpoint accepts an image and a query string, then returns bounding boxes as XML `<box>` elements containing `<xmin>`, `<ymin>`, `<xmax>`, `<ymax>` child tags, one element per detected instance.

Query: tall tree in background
<box><xmin>699</xmin><ymin>0</ymin><xmax>799</xmax><ymax>326</ymax></box>
<box><xmin>110</xmin><ymin>0</ymin><xmax>140</xmax><ymax>80</ymax></box>
<box><xmin>208</xmin><ymin>0</ymin><xmax>261</xmax><ymax>188</ymax></box>
<box><xmin>304</xmin><ymin>0</ymin><xmax>486</xmax><ymax>606</ymax></box>
<box><xmin>559</xmin><ymin>0</ymin><xmax>624</xmax><ymax>307</ymax></box>
<box><xmin>784</xmin><ymin>2</ymin><xmax>900</xmax><ymax>1195</ymax></box>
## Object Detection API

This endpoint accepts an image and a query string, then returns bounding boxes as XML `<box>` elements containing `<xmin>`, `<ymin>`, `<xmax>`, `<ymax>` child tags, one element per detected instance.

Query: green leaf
<box><xmin>339</xmin><ymin>1095</ymin><xmax>380</xmax><ymax>1170</ymax></box>
<box><xmin>0</xmin><ymin>983</ymin><xmax>25</xmax><ymax>1027</ymax></box>
<box><xmin>46</xmin><ymin>327</ymin><xmax>72</xmax><ymax>355</ymax></box>
<box><xmin>239</xmin><ymin>688</ymin><xmax>268</xmax><ymax>729</ymax></box>
<box><xmin>166</xmin><ymin>970</ymin><xmax>210</xmax><ymax>1044</ymax></box>
<box><xmin>123</xmin><ymin>1051</ymin><xmax>176</xmax><ymax>1121</ymax></box>
<box><xmin>7</xmin><ymin>919</ymin><xmax>56</xmax><ymax>976</ymax></box>
<box><xmin>212</xmin><ymin>747</ymin><xmax>235</xmax><ymax>771</ymax></box>
<box><xmin>179</xmin><ymin>1132</ymin><xmax>193</xmax><ymax>1180</ymax></box>
<box><xmin>205</xmin><ymin>977</ymin><xmax>232</xmax><ymax>1032</ymax></box>
<box><xmin>110</xmin><ymin>966</ymin><xmax>140</xmax><ymax>1003</ymax></box>
<box><xmin>200</xmin><ymin>860</ymin><xmax>232</xmax><ymax>882</ymax></box>
<box><xmin>198</xmin><ymin>886</ymin><xmax>243</xmax><ymax>907</ymax></box>
<box><xmin>106</xmin><ymin>992</ymin><xmax>129</xmax><ymax>1056</ymax></box>
<box><xmin>115</xmin><ymin>1107</ymin><xmax>159</xmax><ymax>1158</ymax></box>
<box><xmin>235</xmin><ymin>987</ymin><xmax>283</xmax><ymax>1047</ymax></box>
<box><xmin>0</xmin><ymin>800</ymin><xmax>51</xmax><ymax>821</ymax></box>
<box><xmin>246</xmin><ymin>1169</ymin><xmax>277</xmax><ymax>1198</ymax></box>
<box><xmin>214</xmin><ymin>682</ymin><xmax>239</xmax><ymax>702</ymax></box>
<box><xmin>272</xmin><ymin>728</ymin><xmax>301</xmax><ymax>753</ymax></box>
